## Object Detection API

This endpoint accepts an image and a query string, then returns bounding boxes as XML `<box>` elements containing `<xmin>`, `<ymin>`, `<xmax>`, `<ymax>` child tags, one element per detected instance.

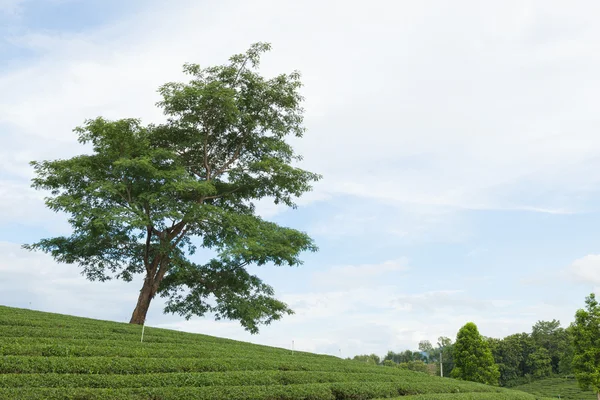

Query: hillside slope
<box><xmin>514</xmin><ymin>377</ymin><xmax>596</xmax><ymax>399</ymax></box>
<box><xmin>0</xmin><ymin>305</ymin><xmax>550</xmax><ymax>399</ymax></box>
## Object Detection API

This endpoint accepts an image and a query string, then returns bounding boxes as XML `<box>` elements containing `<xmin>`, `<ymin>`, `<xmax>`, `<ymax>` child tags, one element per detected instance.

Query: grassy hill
<box><xmin>513</xmin><ymin>377</ymin><xmax>597</xmax><ymax>400</ymax></box>
<box><xmin>0</xmin><ymin>305</ymin><xmax>552</xmax><ymax>400</ymax></box>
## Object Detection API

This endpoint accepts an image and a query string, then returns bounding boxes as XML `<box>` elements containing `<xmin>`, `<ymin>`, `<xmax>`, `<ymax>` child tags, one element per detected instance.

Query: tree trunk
<box><xmin>129</xmin><ymin>275</ymin><xmax>155</xmax><ymax>324</ymax></box>
<box><xmin>597</xmin><ymin>391</ymin><xmax>600</xmax><ymax>400</ymax></box>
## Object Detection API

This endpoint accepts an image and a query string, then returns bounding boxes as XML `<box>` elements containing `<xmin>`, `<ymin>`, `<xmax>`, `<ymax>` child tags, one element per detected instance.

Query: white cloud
<box><xmin>153</xmin><ymin>281</ymin><xmax>544</xmax><ymax>357</ymax></box>
<box><xmin>309</xmin><ymin>201</ymin><xmax>470</xmax><ymax>244</ymax></box>
<box><xmin>312</xmin><ymin>259</ymin><xmax>409</xmax><ymax>288</ymax></box>
<box><xmin>568</xmin><ymin>254</ymin><xmax>600</xmax><ymax>285</ymax></box>
<box><xmin>2</xmin><ymin>0</ymin><xmax>600</xmax><ymax>228</ymax></box>
<box><xmin>466</xmin><ymin>247</ymin><xmax>488</xmax><ymax>258</ymax></box>
<box><xmin>0</xmin><ymin>180</ymin><xmax>69</xmax><ymax>230</ymax></box>
<box><xmin>0</xmin><ymin>0</ymin><xmax>23</xmax><ymax>15</ymax></box>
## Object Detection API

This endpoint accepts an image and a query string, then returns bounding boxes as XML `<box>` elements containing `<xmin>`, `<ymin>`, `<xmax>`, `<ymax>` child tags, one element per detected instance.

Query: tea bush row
<box><xmin>0</xmin><ymin>371</ymin><xmax>499</xmax><ymax>392</ymax></box>
<box><xmin>0</xmin><ymin>356</ymin><xmax>420</xmax><ymax>375</ymax></box>
<box><xmin>398</xmin><ymin>393</ymin><xmax>552</xmax><ymax>400</ymax></box>
<box><xmin>0</xmin><ymin>382</ymin><xmax>532</xmax><ymax>400</ymax></box>
<box><xmin>1</xmin><ymin>335</ymin><xmax>323</xmax><ymax>360</ymax></box>
<box><xmin>0</xmin><ymin>342</ymin><xmax>334</xmax><ymax>362</ymax></box>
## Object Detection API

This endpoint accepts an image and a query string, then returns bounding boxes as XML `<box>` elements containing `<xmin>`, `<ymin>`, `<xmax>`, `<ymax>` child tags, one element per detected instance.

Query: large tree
<box><xmin>571</xmin><ymin>293</ymin><xmax>600</xmax><ymax>399</ymax></box>
<box><xmin>531</xmin><ymin>319</ymin><xmax>569</xmax><ymax>374</ymax></box>
<box><xmin>451</xmin><ymin>322</ymin><xmax>500</xmax><ymax>385</ymax></box>
<box><xmin>24</xmin><ymin>43</ymin><xmax>321</xmax><ymax>331</ymax></box>
<box><xmin>489</xmin><ymin>333</ymin><xmax>532</xmax><ymax>386</ymax></box>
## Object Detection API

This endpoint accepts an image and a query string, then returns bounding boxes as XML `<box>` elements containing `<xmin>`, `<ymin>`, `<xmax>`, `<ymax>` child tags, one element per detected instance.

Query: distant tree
<box><xmin>527</xmin><ymin>347</ymin><xmax>552</xmax><ymax>379</ymax></box>
<box><xmin>558</xmin><ymin>326</ymin><xmax>575</xmax><ymax>375</ymax></box>
<box><xmin>383</xmin><ymin>349</ymin><xmax>426</xmax><ymax>364</ymax></box>
<box><xmin>401</xmin><ymin>350</ymin><xmax>412</xmax><ymax>362</ymax></box>
<box><xmin>419</xmin><ymin>340</ymin><xmax>434</xmax><ymax>363</ymax></box>
<box><xmin>531</xmin><ymin>319</ymin><xmax>569</xmax><ymax>374</ymax></box>
<box><xmin>352</xmin><ymin>354</ymin><xmax>381</xmax><ymax>365</ymax></box>
<box><xmin>516</xmin><ymin>333</ymin><xmax>538</xmax><ymax>379</ymax></box>
<box><xmin>398</xmin><ymin>360</ymin><xmax>430</xmax><ymax>374</ymax></box>
<box><xmin>437</xmin><ymin>336</ymin><xmax>455</xmax><ymax>377</ymax></box>
<box><xmin>24</xmin><ymin>42</ymin><xmax>320</xmax><ymax>331</ymax></box>
<box><xmin>419</xmin><ymin>340</ymin><xmax>434</xmax><ymax>353</ymax></box>
<box><xmin>485</xmin><ymin>337</ymin><xmax>500</xmax><ymax>358</ymax></box>
<box><xmin>412</xmin><ymin>350</ymin><xmax>426</xmax><ymax>362</ymax></box>
<box><xmin>438</xmin><ymin>336</ymin><xmax>453</xmax><ymax>348</ymax></box>
<box><xmin>480</xmin><ymin>321</ymin><xmax>575</xmax><ymax>387</ymax></box>
<box><xmin>383</xmin><ymin>351</ymin><xmax>398</xmax><ymax>364</ymax></box>
<box><xmin>383</xmin><ymin>359</ymin><xmax>396</xmax><ymax>367</ymax></box>
<box><xmin>571</xmin><ymin>293</ymin><xmax>600</xmax><ymax>399</ymax></box>
<box><xmin>490</xmin><ymin>333</ymin><xmax>531</xmax><ymax>386</ymax></box>
<box><xmin>451</xmin><ymin>322</ymin><xmax>500</xmax><ymax>385</ymax></box>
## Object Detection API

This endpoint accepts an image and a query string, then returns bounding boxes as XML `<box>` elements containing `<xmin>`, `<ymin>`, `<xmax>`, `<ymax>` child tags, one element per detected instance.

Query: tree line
<box><xmin>350</xmin><ymin>293</ymin><xmax>600</xmax><ymax>397</ymax></box>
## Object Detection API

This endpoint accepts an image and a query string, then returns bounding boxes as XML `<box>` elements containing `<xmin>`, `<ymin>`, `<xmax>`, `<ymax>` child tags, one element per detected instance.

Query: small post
<box><xmin>141</xmin><ymin>319</ymin><xmax>146</xmax><ymax>343</ymax></box>
<box><xmin>440</xmin><ymin>350</ymin><xmax>443</xmax><ymax>377</ymax></box>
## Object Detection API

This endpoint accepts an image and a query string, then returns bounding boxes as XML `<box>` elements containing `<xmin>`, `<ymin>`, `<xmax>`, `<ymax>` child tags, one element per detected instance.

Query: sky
<box><xmin>1</xmin><ymin>0</ymin><xmax>600</xmax><ymax>358</ymax></box>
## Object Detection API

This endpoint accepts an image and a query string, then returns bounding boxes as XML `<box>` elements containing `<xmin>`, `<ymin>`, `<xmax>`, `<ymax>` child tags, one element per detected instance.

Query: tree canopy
<box><xmin>451</xmin><ymin>322</ymin><xmax>500</xmax><ymax>385</ymax></box>
<box><xmin>531</xmin><ymin>319</ymin><xmax>568</xmax><ymax>375</ymax></box>
<box><xmin>24</xmin><ymin>42</ymin><xmax>320</xmax><ymax>332</ymax></box>
<box><xmin>349</xmin><ymin>354</ymin><xmax>381</xmax><ymax>365</ymax></box>
<box><xmin>571</xmin><ymin>293</ymin><xmax>600</xmax><ymax>398</ymax></box>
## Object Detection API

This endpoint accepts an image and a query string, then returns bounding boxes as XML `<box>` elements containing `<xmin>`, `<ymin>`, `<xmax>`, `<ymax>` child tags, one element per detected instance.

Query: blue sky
<box><xmin>1</xmin><ymin>0</ymin><xmax>600</xmax><ymax>358</ymax></box>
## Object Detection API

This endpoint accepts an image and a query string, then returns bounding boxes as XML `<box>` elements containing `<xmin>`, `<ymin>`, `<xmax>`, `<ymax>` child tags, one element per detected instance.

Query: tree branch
<box><xmin>172</xmin><ymin>227</ymin><xmax>189</xmax><ymax>249</ymax></box>
<box><xmin>202</xmin><ymin>187</ymin><xmax>241</xmax><ymax>202</ymax></box>
<box><xmin>233</xmin><ymin>55</ymin><xmax>250</xmax><ymax>84</ymax></box>
<box><xmin>203</xmin><ymin>130</ymin><xmax>211</xmax><ymax>181</ymax></box>
<box><xmin>212</xmin><ymin>140</ymin><xmax>243</xmax><ymax>178</ymax></box>
<box><xmin>143</xmin><ymin>226</ymin><xmax>152</xmax><ymax>273</ymax></box>
<box><xmin>152</xmin><ymin>256</ymin><xmax>171</xmax><ymax>295</ymax></box>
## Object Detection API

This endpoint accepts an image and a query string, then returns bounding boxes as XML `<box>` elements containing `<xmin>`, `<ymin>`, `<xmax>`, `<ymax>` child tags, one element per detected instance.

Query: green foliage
<box><xmin>398</xmin><ymin>361</ymin><xmax>431</xmax><ymax>375</ymax></box>
<box><xmin>351</xmin><ymin>354</ymin><xmax>381</xmax><ymax>365</ymax></box>
<box><xmin>526</xmin><ymin>347</ymin><xmax>552</xmax><ymax>379</ymax></box>
<box><xmin>388</xmin><ymin>394</ymin><xmax>554</xmax><ymax>400</ymax></box>
<box><xmin>571</xmin><ymin>293</ymin><xmax>600</xmax><ymax>396</ymax></box>
<box><xmin>0</xmin><ymin>306</ymin><xmax>547</xmax><ymax>400</ymax></box>
<box><xmin>385</xmin><ymin>319</ymin><xmax>575</xmax><ymax>388</ymax></box>
<box><xmin>434</xmin><ymin>336</ymin><xmax>455</xmax><ymax>377</ymax></box>
<box><xmin>488</xmin><ymin>320</ymin><xmax>573</xmax><ymax>388</ymax></box>
<box><xmin>489</xmin><ymin>333</ymin><xmax>533</xmax><ymax>387</ymax></box>
<box><xmin>383</xmin><ymin>350</ymin><xmax>425</xmax><ymax>364</ymax></box>
<box><xmin>381</xmin><ymin>359</ymin><xmax>431</xmax><ymax>375</ymax></box>
<box><xmin>438</xmin><ymin>337</ymin><xmax>453</xmax><ymax>348</ymax></box>
<box><xmin>452</xmin><ymin>322</ymin><xmax>500</xmax><ymax>385</ymax></box>
<box><xmin>419</xmin><ymin>341</ymin><xmax>433</xmax><ymax>361</ymax></box>
<box><xmin>381</xmin><ymin>337</ymin><xmax>455</xmax><ymax>379</ymax></box>
<box><xmin>531</xmin><ymin>320</ymin><xmax>570</xmax><ymax>375</ymax></box>
<box><xmin>558</xmin><ymin>327</ymin><xmax>575</xmax><ymax>375</ymax></box>
<box><xmin>24</xmin><ymin>42</ymin><xmax>321</xmax><ymax>330</ymax></box>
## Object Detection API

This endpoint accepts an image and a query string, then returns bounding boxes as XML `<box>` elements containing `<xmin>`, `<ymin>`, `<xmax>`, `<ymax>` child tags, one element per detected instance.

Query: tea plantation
<box><xmin>513</xmin><ymin>377</ymin><xmax>597</xmax><ymax>399</ymax></box>
<box><xmin>0</xmin><ymin>306</ymin><xmax>552</xmax><ymax>399</ymax></box>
